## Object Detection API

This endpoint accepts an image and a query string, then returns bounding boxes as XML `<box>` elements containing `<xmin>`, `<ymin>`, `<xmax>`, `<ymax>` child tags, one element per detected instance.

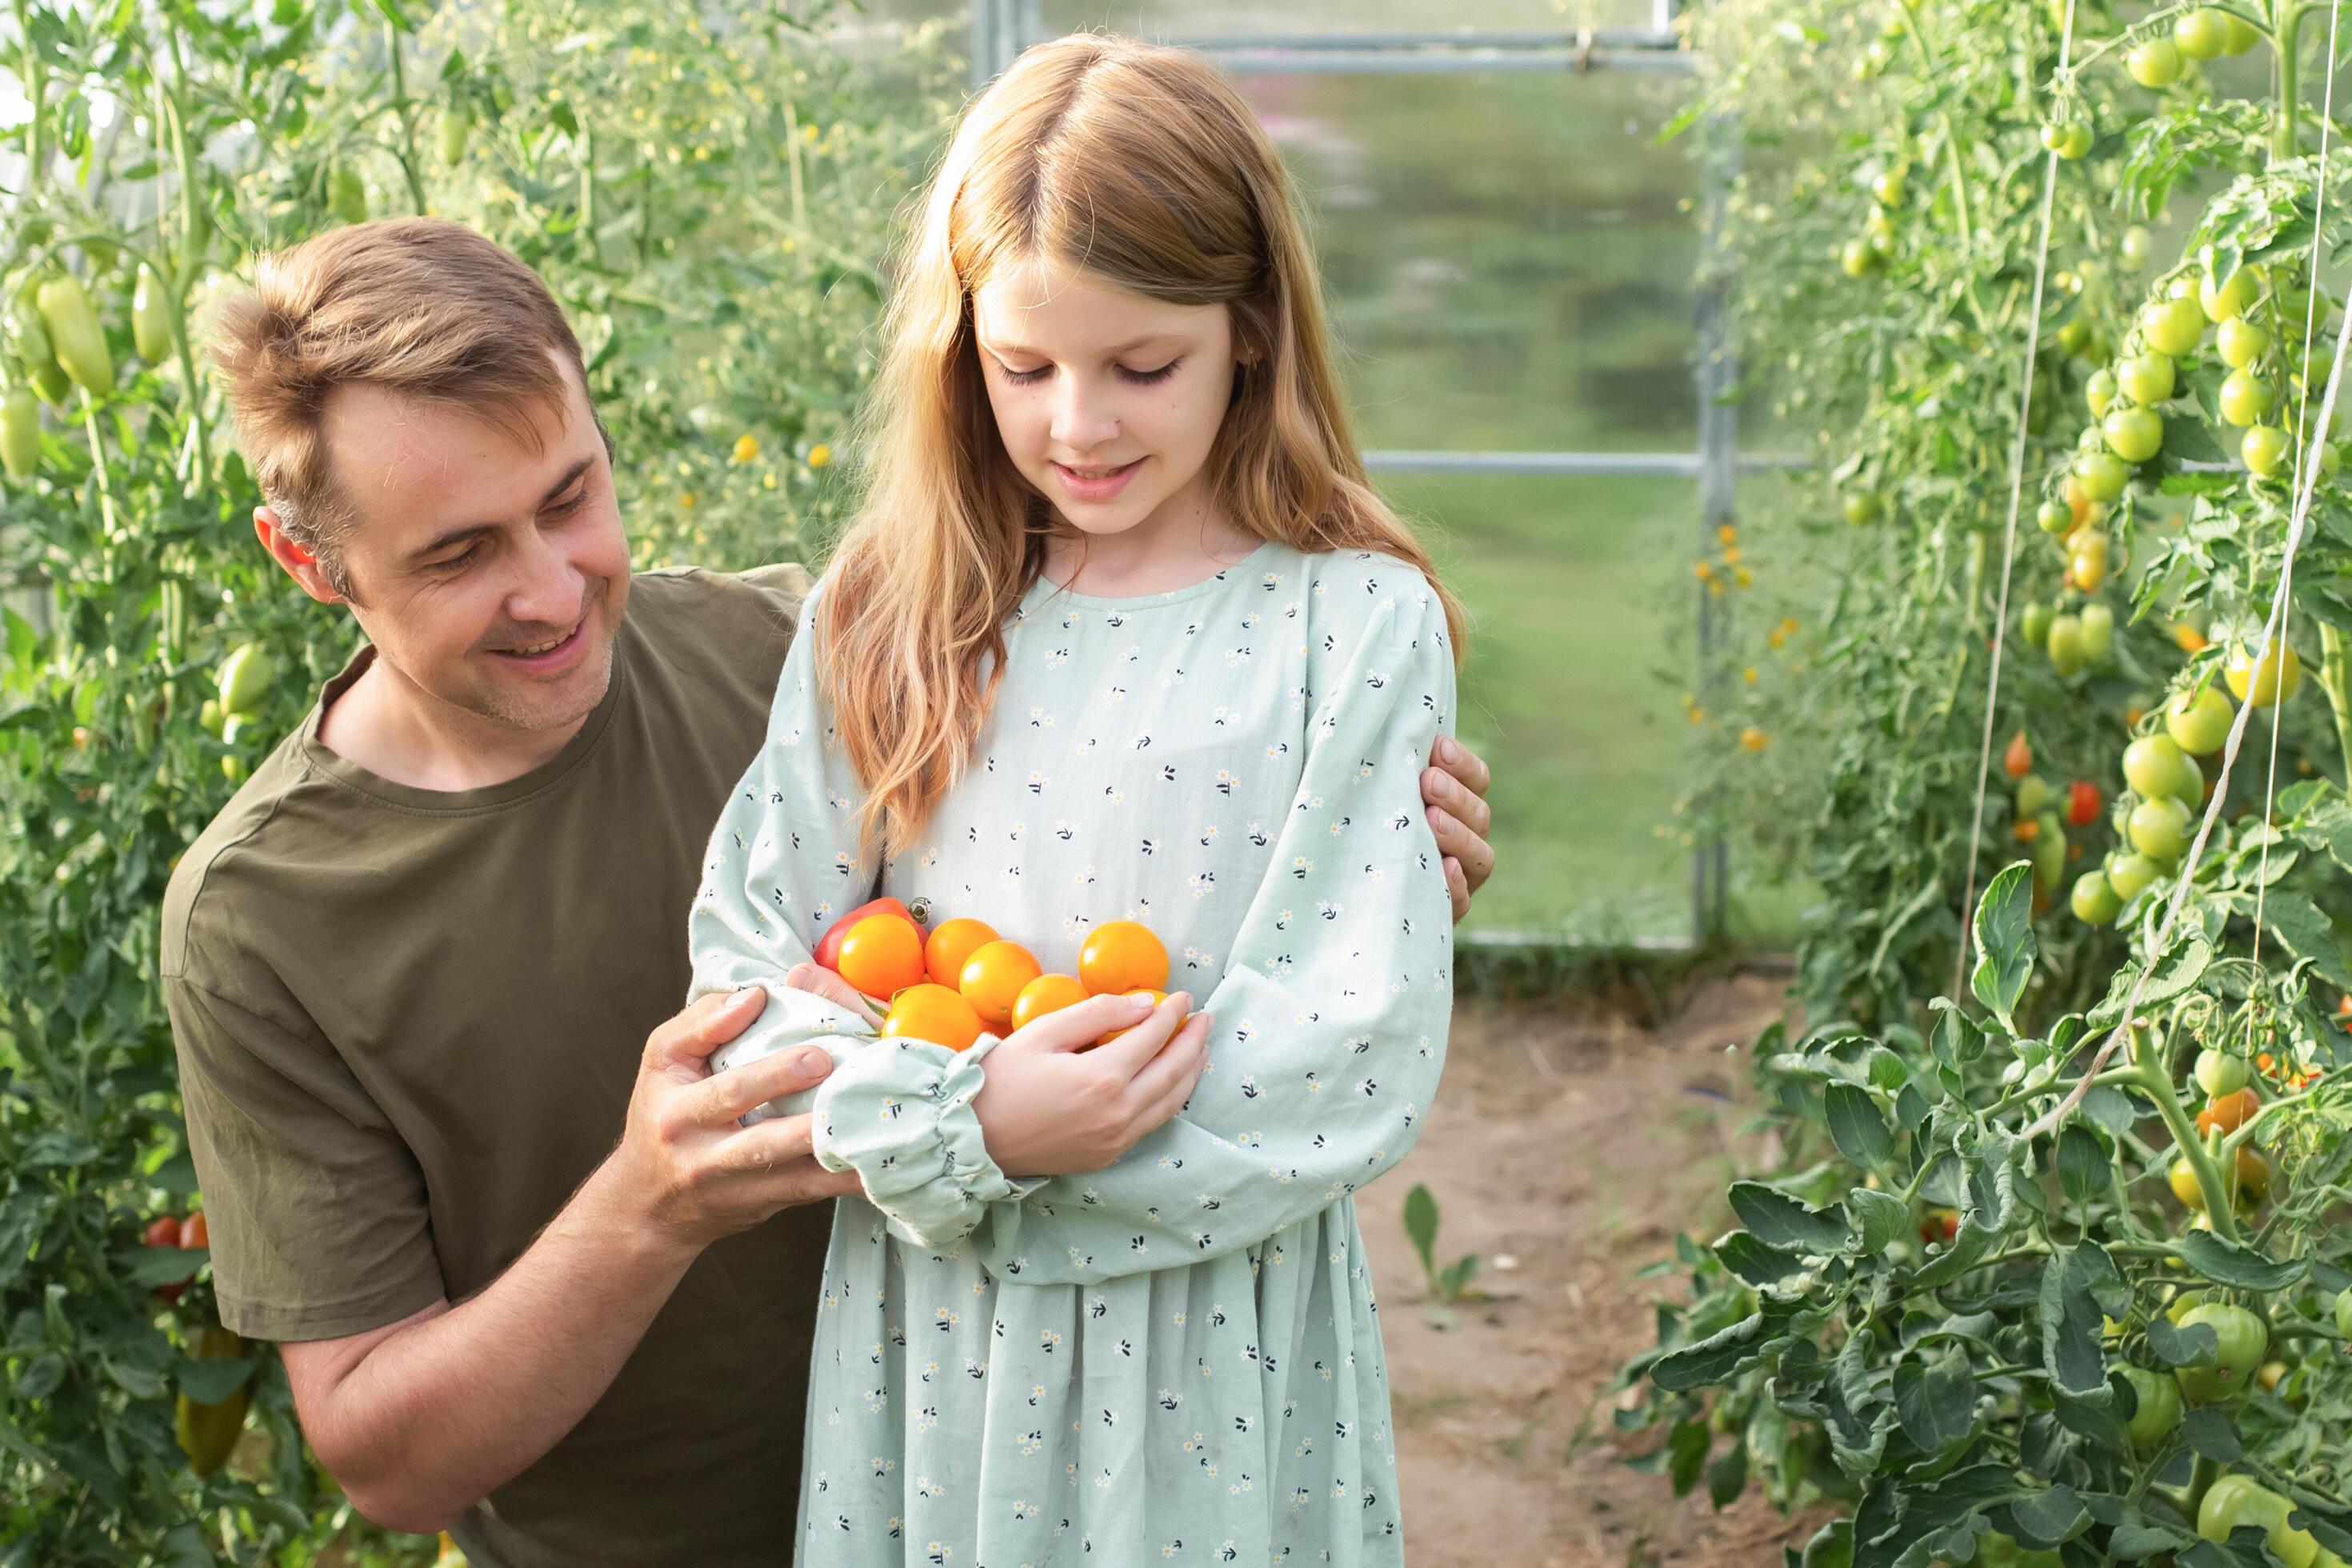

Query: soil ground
<box><xmin>1362</xmin><ymin>972</ymin><xmax>1824</xmax><ymax>1567</ymax></box>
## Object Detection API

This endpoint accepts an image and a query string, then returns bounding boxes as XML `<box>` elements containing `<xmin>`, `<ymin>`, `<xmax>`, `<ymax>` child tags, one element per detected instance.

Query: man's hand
<box><xmin>602</xmin><ymin>986</ymin><xmax>858</xmax><ymax>1256</ymax></box>
<box><xmin>1421</xmin><ymin>734</ymin><xmax>1495</xmax><ymax>922</ymax></box>
<box><xmin>973</xmin><ymin>990</ymin><xmax>1211</xmax><ymax>1178</ymax></box>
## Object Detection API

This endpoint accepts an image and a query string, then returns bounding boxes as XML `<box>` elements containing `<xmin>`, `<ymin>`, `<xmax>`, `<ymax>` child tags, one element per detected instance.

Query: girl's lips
<box><xmin>489</xmin><ymin>620</ymin><xmax>587</xmax><ymax>674</ymax></box>
<box><xmin>1052</xmin><ymin>458</ymin><xmax>1142</xmax><ymax>502</ymax></box>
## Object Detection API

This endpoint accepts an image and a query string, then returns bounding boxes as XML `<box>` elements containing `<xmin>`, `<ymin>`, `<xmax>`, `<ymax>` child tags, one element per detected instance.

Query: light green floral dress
<box><xmin>688</xmin><ymin>541</ymin><xmax>1456</xmax><ymax>1566</ymax></box>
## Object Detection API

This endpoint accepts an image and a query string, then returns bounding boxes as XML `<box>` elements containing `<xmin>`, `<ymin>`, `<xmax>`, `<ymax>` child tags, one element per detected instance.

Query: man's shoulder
<box><xmin>621</xmin><ymin>560</ymin><xmax>811</xmax><ymax>716</ymax></box>
<box><xmin>630</xmin><ymin>560</ymin><xmax>812</xmax><ymax>634</ymax></box>
<box><xmin>161</xmin><ymin>741</ymin><xmax>320</xmax><ymax>987</ymax></box>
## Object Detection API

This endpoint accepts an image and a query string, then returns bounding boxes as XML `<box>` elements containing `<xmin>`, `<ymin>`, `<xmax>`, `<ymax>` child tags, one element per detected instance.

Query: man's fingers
<box><xmin>694</xmin><ymin>1042</ymin><xmax>835</xmax><ymax>1128</ymax></box>
<box><xmin>1427</xmin><ymin>804</ymin><xmax>1497</xmax><ymax>890</ymax></box>
<box><xmin>783</xmin><ymin>962</ymin><xmax>884</xmax><ymax>1027</ymax></box>
<box><xmin>1001</xmin><ymin>990</ymin><xmax>1162</xmax><ymax>1054</ymax></box>
<box><xmin>1083</xmin><ymin>991</ymin><xmax>1192</xmax><ymax>1074</ymax></box>
<box><xmin>714</xmin><ymin>1110</ymin><xmax>821</xmax><ymax>1172</ymax></box>
<box><xmin>650</xmin><ymin>986</ymin><xmax>770</xmax><ymax>1074</ymax></box>
<box><xmin>1433</xmin><ymin>733</ymin><xmax>1493</xmax><ymax>798</ymax></box>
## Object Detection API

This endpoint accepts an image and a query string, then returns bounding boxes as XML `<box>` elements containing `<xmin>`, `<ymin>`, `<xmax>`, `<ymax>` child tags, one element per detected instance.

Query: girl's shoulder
<box><xmin>1288</xmin><ymin>546</ymin><xmax>1451</xmax><ymax>652</ymax></box>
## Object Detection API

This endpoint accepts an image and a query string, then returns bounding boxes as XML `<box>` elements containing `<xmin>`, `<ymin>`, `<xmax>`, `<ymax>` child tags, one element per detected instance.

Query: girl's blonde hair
<box><xmin>822</xmin><ymin>32</ymin><xmax>1465</xmax><ymax>860</ymax></box>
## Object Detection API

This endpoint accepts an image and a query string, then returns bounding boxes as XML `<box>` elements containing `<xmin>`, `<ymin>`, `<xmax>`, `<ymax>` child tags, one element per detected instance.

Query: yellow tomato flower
<box><xmin>1693</xmin><ymin>560</ymin><xmax>1714</xmax><ymax>582</ymax></box>
<box><xmin>1742</xmin><ymin>666</ymin><xmax>1759</xmax><ymax>685</ymax></box>
<box><xmin>1741</xmin><ymin>726</ymin><xmax>1770</xmax><ymax>752</ymax></box>
<box><xmin>679</xmin><ymin>491</ymin><xmax>698</xmax><ymax>510</ymax></box>
<box><xmin>808</xmin><ymin>442</ymin><xmax>833</xmax><ymax>469</ymax></box>
<box><xmin>733</xmin><ymin>434</ymin><xmax>760</xmax><ymax>464</ymax></box>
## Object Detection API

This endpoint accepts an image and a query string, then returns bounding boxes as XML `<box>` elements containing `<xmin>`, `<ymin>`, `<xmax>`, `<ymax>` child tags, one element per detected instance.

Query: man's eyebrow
<box><xmin>406</xmin><ymin>458</ymin><xmax>595</xmax><ymax>562</ymax></box>
<box><xmin>979</xmin><ymin>331</ymin><xmax>1185</xmax><ymax>359</ymax></box>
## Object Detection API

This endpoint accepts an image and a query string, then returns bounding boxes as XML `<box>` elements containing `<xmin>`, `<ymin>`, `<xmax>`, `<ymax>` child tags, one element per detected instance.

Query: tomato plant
<box><xmin>0</xmin><ymin>2</ymin><xmax>950</xmax><ymax>1558</ymax></box>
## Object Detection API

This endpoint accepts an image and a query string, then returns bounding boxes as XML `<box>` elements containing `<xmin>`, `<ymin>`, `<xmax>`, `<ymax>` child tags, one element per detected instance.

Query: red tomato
<box><xmin>813</xmin><ymin>897</ymin><xmax>916</xmax><ymax>972</ymax></box>
<box><xmin>2066</xmin><ymin>780</ymin><xmax>2101</xmax><ymax>826</ymax></box>
<box><xmin>2004</xmin><ymin>732</ymin><xmax>2032</xmax><ymax>778</ymax></box>
<box><xmin>145</xmin><ymin>1215</ymin><xmax>182</xmax><ymax>1249</ymax></box>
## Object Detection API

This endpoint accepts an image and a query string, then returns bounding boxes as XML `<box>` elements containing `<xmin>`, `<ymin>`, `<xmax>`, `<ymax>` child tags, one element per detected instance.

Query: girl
<box><xmin>690</xmin><ymin>33</ymin><xmax>1462</xmax><ymax>1565</ymax></box>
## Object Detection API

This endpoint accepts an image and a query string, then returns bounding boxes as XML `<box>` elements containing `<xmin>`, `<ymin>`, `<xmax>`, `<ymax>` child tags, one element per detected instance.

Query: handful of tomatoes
<box><xmin>815</xmin><ymin>898</ymin><xmax>1172</xmax><ymax>1053</ymax></box>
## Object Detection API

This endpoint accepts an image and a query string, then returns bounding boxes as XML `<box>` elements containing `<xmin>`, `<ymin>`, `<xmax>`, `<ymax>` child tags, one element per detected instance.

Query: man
<box><xmin>164</xmin><ymin>218</ymin><xmax>1498</xmax><ymax>1567</ymax></box>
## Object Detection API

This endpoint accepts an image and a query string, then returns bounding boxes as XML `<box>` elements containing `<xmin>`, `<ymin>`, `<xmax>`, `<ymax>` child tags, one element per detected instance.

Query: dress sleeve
<box><xmin>684</xmin><ymin>588</ymin><xmax>1030</xmax><ymax>1249</ymax></box>
<box><xmin>966</xmin><ymin>566</ymin><xmax>1458</xmax><ymax>1286</ymax></box>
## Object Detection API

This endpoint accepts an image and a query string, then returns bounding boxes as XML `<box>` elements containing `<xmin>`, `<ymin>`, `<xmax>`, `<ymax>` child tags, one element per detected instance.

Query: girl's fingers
<box><xmin>782</xmin><ymin>962</ymin><xmax>884</xmax><ymax>1026</ymax></box>
<box><xmin>1002</xmin><ymin>989</ymin><xmax>1163</xmax><ymax>1054</ymax></box>
<box><xmin>1126</xmin><ymin>1012</ymin><xmax>1213</xmax><ymax>1134</ymax></box>
<box><xmin>1084</xmin><ymin>990</ymin><xmax>1193</xmax><ymax>1074</ymax></box>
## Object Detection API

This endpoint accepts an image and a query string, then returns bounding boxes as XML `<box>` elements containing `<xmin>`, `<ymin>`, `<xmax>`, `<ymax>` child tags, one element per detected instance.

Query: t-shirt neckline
<box><xmin>297</xmin><ymin>632</ymin><xmax>634</xmax><ymax>814</ymax></box>
<box><xmin>1022</xmin><ymin>538</ymin><xmax>1283</xmax><ymax>612</ymax></box>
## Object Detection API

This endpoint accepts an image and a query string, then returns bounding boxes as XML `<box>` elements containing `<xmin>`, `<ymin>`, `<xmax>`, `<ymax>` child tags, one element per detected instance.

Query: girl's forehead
<box><xmin>972</xmin><ymin>262</ymin><xmax>1218</xmax><ymax>347</ymax></box>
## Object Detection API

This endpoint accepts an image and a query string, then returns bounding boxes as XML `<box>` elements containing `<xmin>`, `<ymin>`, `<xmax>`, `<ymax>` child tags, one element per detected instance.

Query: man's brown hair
<box><xmin>210</xmin><ymin>217</ymin><xmax>603</xmax><ymax>596</ymax></box>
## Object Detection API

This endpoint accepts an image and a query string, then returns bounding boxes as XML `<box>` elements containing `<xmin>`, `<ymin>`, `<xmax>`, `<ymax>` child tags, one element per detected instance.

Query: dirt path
<box><xmin>1360</xmin><ymin>973</ymin><xmax>1822</xmax><ymax>1567</ymax></box>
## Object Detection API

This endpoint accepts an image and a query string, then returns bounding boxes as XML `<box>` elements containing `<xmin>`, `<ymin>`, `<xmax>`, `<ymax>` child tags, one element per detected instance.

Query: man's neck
<box><xmin>318</xmin><ymin>655</ymin><xmax>591</xmax><ymax>793</ymax></box>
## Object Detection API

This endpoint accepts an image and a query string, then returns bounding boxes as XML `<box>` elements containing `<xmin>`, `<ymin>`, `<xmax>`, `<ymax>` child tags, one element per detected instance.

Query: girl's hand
<box><xmin>780</xmin><ymin>961</ymin><xmax>886</xmax><ymax>1028</ymax></box>
<box><xmin>971</xmin><ymin>990</ymin><xmax>1212</xmax><ymax>1178</ymax></box>
<box><xmin>1421</xmin><ymin>734</ymin><xmax>1494</xmax><ymax>922</ymax></box>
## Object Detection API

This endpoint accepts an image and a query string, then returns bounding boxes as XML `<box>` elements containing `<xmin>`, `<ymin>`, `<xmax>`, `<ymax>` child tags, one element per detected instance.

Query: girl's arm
<box><xmin>966</xmin><ymin>561</ymin><xmax>1458</xmax><ymax>1286</ymax></box>
<box><xmin>686</xmin><ymin>593</ymin><xmax>1030</xmax><ymax>1248</ymax></box>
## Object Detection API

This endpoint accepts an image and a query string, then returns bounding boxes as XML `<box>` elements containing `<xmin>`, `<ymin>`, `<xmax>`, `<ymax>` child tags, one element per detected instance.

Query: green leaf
<box><xmin>2182</xmin><ymin>1406</ymin><xmax>2243</xmax><ymax>1462</ymax></box>
<box><xmin>118</xmin><ymin>1246</ymin><xmax>202</xmax><ymax>1288</ymax></box>
<box><xmin>1705</xmin><ymin>1438</ymin><xmax>1749</xmax><ymax>1510</ymax></box>
<box><xmin>2056</xmin><ymin>1125</ymin><xmax>2109</xmax><ymax>1207</ymax></box>
<box><xmin>1716</xmin><ymin>1230</ymin><xmax>1807</xmax><ymax>1287</ymax></box>
<box><xmin>1668</xmin><ymin>1416</ymin><xmax>1710</xmax><ymax>1497</ymax></box>
<box><xmin>1891</xmin><ymin>1352</ymin><xmax>1976</xmax><ymax>1454</ymax></box>
<box><xmin>2039</xmin><ymin>1246</ymin><xmax>2126</xmax><ymax>1402</ymax></box>
<box><xmin>1728</xmin><ymin>1182</ymin><xmax>1853</xmax><ymax>1254</ymax></box>
<box><xmin>1823</xmin><ymin>1082</ymin><xmax>1893</xmax><ymax>1170</ymax></box>
<box><xmin>1402</xmin><ymin>1184</ymin><xmax>1438</xmax><ymax>1280</ymax></box>
<box><xmin>174</xmin><ymin>1354</ymin><xmax>256</xmax><ymax>1405</ymax></box>
<box><xmin>2171</xmin><ymin>1228</ymin><xmax>2309</xmax><ymax>1292</ymax></box>
<box><xmin>1970</xmin><ymin>863</ymin><xmax>2036</xmax><ymax>1034</ymax></box>
<box><xmin>1652</xmin><ymin>1304</ymin><xmax>1798</xmax><ymax>1394</ymax></box>
<box><xmin>2260</xmin><ymin>889</ymin><xmax>2352</xmax><ymax>988</ymax></box>
<box><xmin>2005</xmin><ymin>1483</ymin><xmax>2091</xmax><ymax>1547</ymax></box>
<box><xmin>2146</xmin><ymin>1314</ymin><xmax>2218</xmax><ymax>1368</ymax></box>
<box><xmin>1846</xmin><ymin>1187</ymin><xmax>1910</xmax><ymax>1256</ymax></box>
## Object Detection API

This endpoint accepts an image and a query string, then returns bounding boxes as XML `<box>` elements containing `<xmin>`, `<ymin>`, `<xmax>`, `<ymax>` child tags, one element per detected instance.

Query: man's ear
<box><xmin>254</xmin><ymin>506</ymin><xmax>345</xmax><ymax>606</ymax></box>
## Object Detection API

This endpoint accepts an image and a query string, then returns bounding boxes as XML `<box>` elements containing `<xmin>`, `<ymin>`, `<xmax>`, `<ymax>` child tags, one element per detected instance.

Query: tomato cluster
<box><xmin>815</xmin><ymin>898</ymin><xmax>1171</xmax><ymax>1053</ymax></box>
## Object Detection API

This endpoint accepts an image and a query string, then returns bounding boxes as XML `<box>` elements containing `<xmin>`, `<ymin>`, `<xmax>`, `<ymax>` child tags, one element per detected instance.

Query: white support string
<box><xmin>2251</xmin><ymin>0</ymin><xmax>2342</xmax><ymax>958</ymax></box>
<box><xmin>1954</xmin><ymin>0</ymin><xmax>2077</xmax><ymax>1001</ymax></box>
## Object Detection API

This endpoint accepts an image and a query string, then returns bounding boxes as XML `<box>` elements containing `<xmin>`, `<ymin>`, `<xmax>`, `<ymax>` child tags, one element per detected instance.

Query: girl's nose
<box><xmin>1049</xmin><ymin>375</ymin><xmax>1121</xmax><ymax>453</ymax></box>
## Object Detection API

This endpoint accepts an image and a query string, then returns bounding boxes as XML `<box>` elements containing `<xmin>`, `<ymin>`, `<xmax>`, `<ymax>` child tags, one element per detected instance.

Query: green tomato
<box><xmin>2105</xmin><ymin>406</ymin><xmax>2164</xmax><ymax>462</ymax></box>
<box><xmin>2174</xmin><ymin>7</ymin><xmax>2230</xmax><ymax>56</ymax></box>
<box><xmin>2195</xmin><ymin>1047</ymin><xmax>2249</xmax><ymax>1098</ymax></box>
<box><xmin>2022</xmin><ymin>601</ymin><xmax>2057</xmax><ymax>648</ymax></box>
<box><xmin>2121</xmin><ymin>1365</ymin><xmax>2184</xmax><ymax>1448</ymax></box>
<box><xmin>2221</xmin><ymin>370</ymin><xmax>2275</xmax><ymax>426</ymax></box>
<box><xmin>2336</xmin><ymin>1289</ymin><xmax>2352</xmax><ymax>1342</ymax></box>
<box><xmin>2032</xmin><ymin>814</ymin><xmax>2068</xmax><ymax>894</ymax></box>
<box><xmin>2044</xmin><ymin>121</ymin><xmax>2094</xmax><ymax>159</ymax></box>
<box><xmin>2218</xmin><ymin>316</ymin><xmax>2270</xmax><ymax>369</ymax></box>
<box><xmin>2123</xmin><ymin>734</ymin><xmax>2198</xmax><ymax>801</ymax></box>
<box><xmin>2048</xmin><ymin>614</ymin><xmax>2087</xmax><ymax>677</ymax></box>
<box><xmin>2106</xmin><ymin>851</ymin><xmax>2161</xmax><ymax>901</ymax></box>
<box><xmin>2130</xmin><ymin>794</ymin><xmax>2194</xmax><ymax>861</ymax></box>
<box><xmin>2058</xmin><ymin>317</ymin><xmax>2094</xmax><ymax>355</ymax></box>
<box><xmin>197</xmin><ymin>698</ymin><xmax>226</xmax><ymax>738</ymax></box>
<box><xmin>2074</xmin><ymin>450</ymin><xmax>2129</xmax><ymax>502</ymax></box>
<box><xmin>217</xmin><ymin>643</ymin><xmax>277</xmax><ymax>719</ymax></box>
<box><xmin>1871</xmin><ymin>168</ymin><xmax>1905</xmax><ymax>206</ymax></box>
<box><xmin>2127</xmin><ymin>38</ymin><xmax>2185</xmax><ymax>88</ymax></box>
<box><xmin>2142</xmin><ymin>296</ymin><xmax>2207</xmax><ymax>357</ymax></box>
<box><xmin>2121</xmin><ymin>226</ymin><xmax>2152</xmax><ymax>270</ymax></box>
<box><xmin>2174</xmin><ymin>1303</ymin><xmax>2267</xmax><ymax>1404</ymax></box>
<box><xmin>2202</xmin><ymin>1476</ymin><xmax>2326</xmax><ymax>1568</ymax></box>
<box><xmin>1843</xmin><ymin>491</ymin><xmax>1882</xmax><ymax>526</ymax></box>
<box><xmin>437</xmin><ymin>104</ymin><xmax>472</xmax><ymax>167</ymax></box>
<box><xmin>2079</xmin><ymin>602</ymin><xmax>2115</xmax><ymax>662</ymax></box>
<box><xmin>0</xmin><ymin>385</ymin><xmax>35</xmax><ymax>480</ymax></box>
<box><xmin>2037</xmin><ymin>499</ymin><xmax>2072</xmax><ymax>535</ymax></box>
<box><xmin>2118</xmin><ymin>352</ymin><xmax>2176</xmax><ymax>406</ymax></box>
<box><xmin>1841</xmin><ymin>238</ymin><xmax>1879</xmax><ymax>278</ymax></box>
<box><xmin>2202</xmin><ymin>266</ymin><xmax>2262</xmax><ymax>323</ymax></box>
<box><xmin>2244</xmin><ymin>424</ymin><xmax>2291</xmax><ymax>476</ymax></box>
<box><xmin>330</xmin><ymin>165</ymin><xmax>368</xmax><ymax>225</ymax></box>
<box><xmin>2086</xmin><ymin>368</ymin><xmax>2119</xmax><ymax>416</ymax></box>
<box><xmin>2166</xmin><ymin>685</ymin><xmax>2235</xmax><ymax>755</ymax></box>
<box><xmin>2017</xmin><ymin>772</ymin><xmax>2058</xmax><ymax>818</ymax></box>
<box><xmin>2071</xmin><ymin>870</ymin><xmax>2122</xmax><ymax>925</ymax></box>
<box><xmin>2222</xmin><ymin>12</ymin><xmax>2261</xmax><ymax>50</ymax></box>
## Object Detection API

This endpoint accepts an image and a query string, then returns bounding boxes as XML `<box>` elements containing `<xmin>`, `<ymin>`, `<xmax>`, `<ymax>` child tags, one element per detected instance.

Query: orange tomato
<box><xmin>836</xmin><ymin>914</ymin><xmax>926</xmax><ymax>1000</ymax></box>
<box><xmin>959</xmin><ymin>939</ymin><xmax>1042</xmax><ymax>1027</ymax></box>
<box><xmin>882</xmin><ymin>984</ymin><xmax>984</xmax><ymax>1053</ymax></box>
<box><xmin>1011</xmin><ymin>973</ymin><xmax>1089</xmax><ymax>1032</ymax></box>
<box><xmin>925</xmin><ymin>918</ymin><xmax>1000</xmax><ymax>989</ymax></box>
<box><xmin>181</xmin><ymin>1210</ymin><xmax>209</xmax><ymax>1250</ymax></box>
<box><xmin>1097</xmin><ymin>989</ymin><xmax>1169</xmax><ymax>1046</ymax></box>
<box><xmin>2197</xmin><ymin>1087</ymin><xmax>2262</xmax><ymax>1135</ymax></box>
<box><xmin>1079</xmin><ymin>920</ymin><xmax>1169</xmax><ymax>996</ymax></box>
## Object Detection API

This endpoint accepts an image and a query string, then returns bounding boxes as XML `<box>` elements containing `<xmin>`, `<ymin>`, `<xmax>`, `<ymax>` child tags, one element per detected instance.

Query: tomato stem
<box><xmin>2273</xmin><ymin>1</ymin><xmax>2305</xmax><ymax>161</ymax></box>
<box><xmin>2130</xmin><ymin>1022</ymin><xmax>2242</xmax><ymax>1243</ymax></box>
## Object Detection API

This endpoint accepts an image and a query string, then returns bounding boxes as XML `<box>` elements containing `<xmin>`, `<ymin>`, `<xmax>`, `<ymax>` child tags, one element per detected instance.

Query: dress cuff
<box><xmin>810</xmin><ymin>1034</ymin><xmax>1031</xmax><ymax>1250</ymax></box>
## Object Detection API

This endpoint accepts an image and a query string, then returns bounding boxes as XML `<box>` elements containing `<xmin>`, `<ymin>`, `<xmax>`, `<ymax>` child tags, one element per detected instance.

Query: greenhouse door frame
<box><xmin>970</xmin><ymin>3</ymin><xmax>1743</xmax><ymax>951</ymax></box>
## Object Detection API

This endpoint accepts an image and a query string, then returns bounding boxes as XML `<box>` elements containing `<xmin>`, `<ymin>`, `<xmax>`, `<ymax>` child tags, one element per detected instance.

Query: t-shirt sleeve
<box><xmin>166</xmin><ymin>974</ymin><xmax>447</xmax><ymax>1342</ymax></box>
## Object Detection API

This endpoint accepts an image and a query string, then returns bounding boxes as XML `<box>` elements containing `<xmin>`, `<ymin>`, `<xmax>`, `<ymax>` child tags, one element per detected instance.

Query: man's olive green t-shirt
<box><xmin>160</xmin><ymin>565</ymin><xmax>829</xmax><ymax>1567</ymax></box>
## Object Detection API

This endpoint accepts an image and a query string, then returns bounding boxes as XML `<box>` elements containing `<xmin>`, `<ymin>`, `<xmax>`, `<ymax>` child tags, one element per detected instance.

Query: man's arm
<box><xmin>278</xmin><ymin>988</ymin><xmax>851</xmax><ymax>1534</ymax></box>
<box><xmin>1424</xmin><ymin>734</ymin><xmax>1495</xmax><ymax>921</ymax></box>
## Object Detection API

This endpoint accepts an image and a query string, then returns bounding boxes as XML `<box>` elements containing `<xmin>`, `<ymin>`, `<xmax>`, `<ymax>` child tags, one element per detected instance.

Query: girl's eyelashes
<box><xmin>990</xmin><ymin>358</ymin><xmax>1185</xmax><ymax>386</ymax></box>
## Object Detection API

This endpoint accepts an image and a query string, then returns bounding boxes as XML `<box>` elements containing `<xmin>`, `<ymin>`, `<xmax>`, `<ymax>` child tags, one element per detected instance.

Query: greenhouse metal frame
<box><xmin>970</xmin><ymin>2</ymin><xmax>1746</xmax><ymax>949</ymax></box>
